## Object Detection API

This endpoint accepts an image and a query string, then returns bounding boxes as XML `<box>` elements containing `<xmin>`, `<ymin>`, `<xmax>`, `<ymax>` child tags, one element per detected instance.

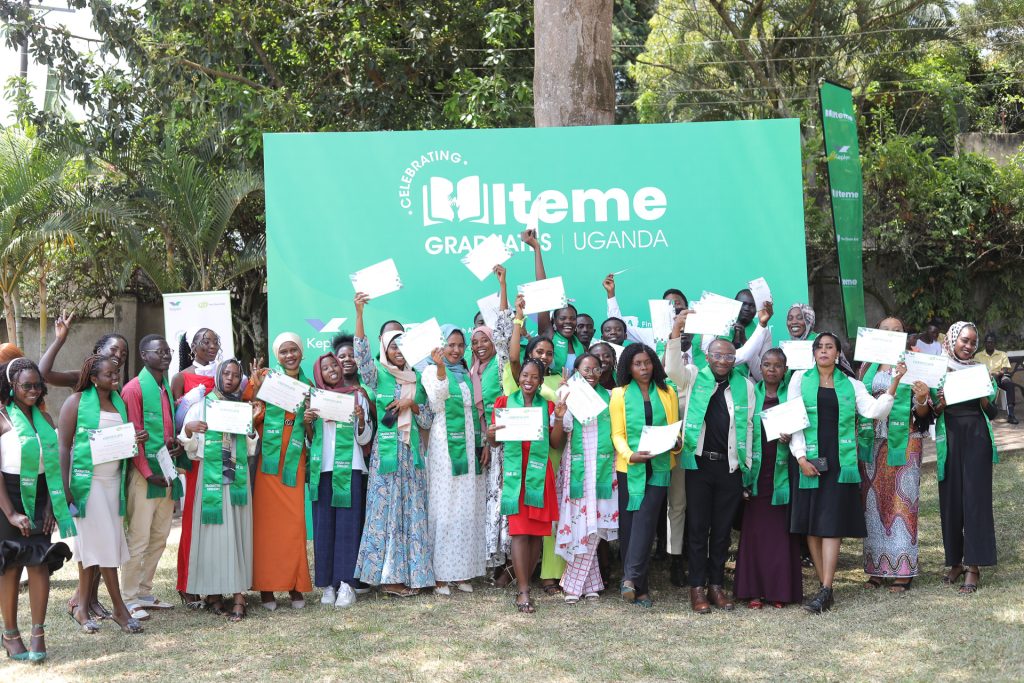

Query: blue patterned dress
<box><xmin>352</xmin><ymin>336</ymin><xmax>435</xmax><ymax>589</ymax></box>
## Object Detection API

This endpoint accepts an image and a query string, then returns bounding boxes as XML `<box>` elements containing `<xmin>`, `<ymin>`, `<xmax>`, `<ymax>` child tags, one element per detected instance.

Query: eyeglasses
<box><xmin>576</xmin><ymin>367</ymin><xmax>601</xmax><ymax>377</ymax></box>
<box><xmin>18</xmin><ymin>382</ymin><xmax>44</xmax><ymax>391</ymax></box>
<box><xmin>708</xmin><ymin>353</ymin><xmax>737</xmax><ymax>362</ymax></box>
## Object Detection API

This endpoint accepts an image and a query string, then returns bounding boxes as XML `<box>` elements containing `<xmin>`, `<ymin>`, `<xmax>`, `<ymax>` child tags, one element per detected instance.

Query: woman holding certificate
<box><xmin>609</xmin><ymin>344</ymin><xmax>681</xmax><ymax>609</ymax></box>
<box><xmin>309</xmin><ymin>348</ymin><xmax>373</xmax><ymax>608</ymax></box>
<box><xmin>245</xmin><ymin>332</ymin><xmax>314</xmax><ymax>611</ymax></box>
<box><xmin>555</xmin><ymin>353</ymin><xmax>618</xmax><ymax>603</ymax></box>
<box><xmin>423</xmin><ymin>326</ymin><xmax>487</xmax><ymax>594</ymax></box>
<box><xmin>177</xmin><ymin>358</ymin><xmax>258</xmax><ymax>621</ymax></box>
<box><xmin>352</xmin><ymin>294</ymin><xmax>434</xmax><ymax>597</ymax></box>
<box><xmin>932</xmin><ymin>322</ymin><xmax>998</xmax><ymax>594</ymax></box>
<box><xmin>857</xmin><ymin>317</ymin><xmax>933</xmax><ymax>593</ymax></box>
<box><xmin>787</xmin><ymin>333</ymin><xmax>902</xmax><ymax>613</ymax></box>
<box><xmin>487</xmin><ymin>358</ymin><xmax>568</xmax><ymax>613</ymax></box>
<box><xmin>733</xmin><ymin>349</ymin><xmax>802</xmax><ymax>608</ymax></box>
<box><xmin>58</xmin><ymin>356</ymin><xmax>144</xmax><ymax>636</ymax></box>
<box><xmin>0</xmin><ymin>359</ymin><xmax>74</xmax><ymax>661</ymax></box>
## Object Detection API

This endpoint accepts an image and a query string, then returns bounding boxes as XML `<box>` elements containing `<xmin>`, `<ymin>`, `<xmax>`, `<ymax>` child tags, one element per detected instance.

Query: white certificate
<box><xmin>941</xmin><ymin>364</ymin><xmax>994</xmax><ymax>406</ymax></box>
<box><xmin>630</xmin><ymin>326</ymin><xmax>656</xmax><ymax>349</ymax></box>
<box><xmin>780</xmin><ymin>340</ymin><xmax>815</xmax><ymax>370</ymax></box>
<box><xmin>460</xmin><ymin>234</ymin><xmax>512</xmax><ymax>281</ymax></box>
<box><xmin>495</xmin><ymin>407</ymin><xmax>544</xmax><ymax>442</ymax></box>
<box><xmin>854</xmin><ymin>327</ymin><xmax>908</xmax><ymax>366</ymax></box>
<box><xmin>900</xmin><ymin>351</ymin><xmax>947</xmax><ymax>389</ymax></box>
<box><xmin>349</xmin><ymin>258</ymin><xmax>402</xmax><ymax>300</ymax></box>
<box><xmin>88</xmin><ymin>422</ymin><xmax>138</xmax><ymax>464</ymax></box>
<box><xmin>155</xmin><ymin>445</ymin><xmax>177</xmax><ymax>480</ymax></box>
<box><xmin>648</xmin><ymin>299</ymin><xmax>676</xmax><ymax>343</ymax></box>
<box><xmin>476</xmin><ymin>292</ymin><xmax>501</xmax><ymax>330</ymax></box>
<box><xmin>760</xmin><ymin>396</ymin><xmax>810</xmax><ymax>442</ymax></box>
<box><xmin>565</xmin><ymin>374</ymin><xmax>608</xmax><ymax>425</ymax></box>
<box><xmin>396</xmin><ymin>317</ymin><xmax>443</xmax><ymax>367</ymax></box>
<box><xmin>685</xmin><ymin>293</ymin><xmax>741</xmax><ymax>336</ymax></box>
<box><xmin>637</xmin><ymin>421</ymin><xmax>682</xmax><ymax>455</ymax></box>
<box><xmin>517</xmin><ymin>276</ymin><xmax>567</xmax><ymax>315</ymax></box>
<box><xmin>256</xmin><ymin>370</ymin><xmax>310</xmax><ymax>412</ymax></box>
<box><xmin>309</xmin><ymin>388</ymin><xmax>355</xmax><ymax>423</ymax></box>
<box><xmin>747</xmin><ymin>277</ymin><xmax>773</xmax><ymax>311</ymax></box>
<box><xmin>205</xmin><ymin>399</ymin><xmax>253</xmax><ymax>435</ymax></box>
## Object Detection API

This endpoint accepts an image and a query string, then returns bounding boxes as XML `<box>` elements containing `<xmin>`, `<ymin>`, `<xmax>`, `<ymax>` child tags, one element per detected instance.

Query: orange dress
<box><xmin>246</xmin><ymin>383</ymin><xmax>312</xmax><ymax>593</ymax></box>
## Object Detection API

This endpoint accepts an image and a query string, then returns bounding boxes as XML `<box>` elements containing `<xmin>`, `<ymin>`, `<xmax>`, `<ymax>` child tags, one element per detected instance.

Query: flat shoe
<box><xmin>455</xmin><ymin>582</ymin><xmax>473</xmax><ymax>593</ymax></box>
<box><xmin>261</xmin><ymin>601</ymin><xmax>278</xmax><ymax>611</ymax></box>
<box><xmin>563</xmin><ymin>594</ymin><xmax>580</xmax><ymax>605</ymax></box>
<box><xmin>291</xmin><ymin>600</ymin><xmax>305</xmax><ymax>609</ymax></box>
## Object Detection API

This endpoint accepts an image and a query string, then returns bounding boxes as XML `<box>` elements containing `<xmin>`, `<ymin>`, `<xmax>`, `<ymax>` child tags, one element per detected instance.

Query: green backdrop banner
<box><xmin>264</xmin><ymin>121</ymin><xmax>808</xmax><ymax>367</ymax></box>
<box><xmin>819</xmin><ymin>81</ymin><xmax>867</xmax><ymax>338</ymax></box>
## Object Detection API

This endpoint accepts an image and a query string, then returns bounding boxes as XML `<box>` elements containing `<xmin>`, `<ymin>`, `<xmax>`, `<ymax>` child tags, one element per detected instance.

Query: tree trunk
<box><xmin>38</xmin><ymin>254</ymin><xmax>48</xmax><ymax>357</ymax></box>
<box><xmin>1</xmin><ymin>291</ymin><xmax>15</xmax><ymax>345</ymax></box>
<box><xmin>533</xmin><ymin>0</ymin><xmax>615</xmax><ymax>127</ymax></box>
<box><xmin>13</xmin><ymin>288</ymin><xmax>23</xmax><ymax>350</ymax></box>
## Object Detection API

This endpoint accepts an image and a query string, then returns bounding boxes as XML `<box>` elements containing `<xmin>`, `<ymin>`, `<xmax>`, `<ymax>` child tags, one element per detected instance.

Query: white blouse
<box><xmin>317</xmin><ymin>391</ymin><xmax>373</xmax><ymax>474</ymax></box>
<box><xmin>0</xmin><ymin>412</ymin><xmax>47</xmax><ymax>475</ymax></box>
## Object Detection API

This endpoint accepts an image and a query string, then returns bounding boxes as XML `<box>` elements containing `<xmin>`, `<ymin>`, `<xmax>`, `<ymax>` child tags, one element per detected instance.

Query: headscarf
<box><xmin>944</xmin><ymin>321</ymin><xmax>978</xmax><ymax>371</ymax></box>
<box><xmin>437</xmin><ymin>324</ymin><xmax>469</xmax><ymax>382</ymax></box>
<box><xmin>380</xmin><ymin>330</ymin><xmax>418</xmax><ymax>445</ymax></box>
<box><xmin>313</xmin><ymin>352</ymin><xmax>360</xmax><ymax>395</ymax></box>
<box><xmin>469</xmin><ymin>326</ymin><xmax>496</xmax><ymax>414</ymax></box>
<box><xmin>0</xmin><ymin>343</ymin><xmax>24</xmax><ymax>364</ymax></box>
<box><xmin>213</xmin><ymin>358</ymin><xmax>244</xmax><ymax>400</ymax></box>
<box><xmin>788</xmin><ymin>303</ymin><xmax>816</xmax><ymax>340</ymax></box>
<box><xmin>272</xmin><ymin>331</ymin><xmax>302</xmax><ymax>359</ymax></box>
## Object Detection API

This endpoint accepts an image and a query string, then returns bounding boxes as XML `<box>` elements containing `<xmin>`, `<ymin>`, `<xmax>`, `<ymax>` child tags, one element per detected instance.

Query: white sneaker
<box><xmin>320</xmin><ymin>586</ymin><xmax>336</xmax><ymax>605</ymax></box>
<box><xmin>455</xmin><ymin>582</ymin><xmax>473</xmax><ymax>593</ymax></box>
<box><xmin>334</xmin><ymin>584</ymin><xmax>356</xmax><ymax>609</ymax></box>
<box><xmin>261</xmin><ymin>600</ymin><xmax>278</xmax><ymax>611</ymax></box>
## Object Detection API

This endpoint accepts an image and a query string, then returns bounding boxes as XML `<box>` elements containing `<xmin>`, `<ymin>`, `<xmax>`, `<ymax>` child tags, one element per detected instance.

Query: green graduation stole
<box><xmin>8</xmin><ymin>404</ymin><xmax>76</xmax><ymax>538</ymax></box>
<box><xmin>680</xmin><ymin>366</ymin><xmax>750</xmax><ymax>476</ymax></box>
<box><xmin>445</xmin><ymin>374</ymin><xmax>472</xmax><ymax>476</ymax></box>
<box><xmin>799</xmin><ymin>367</ymin><xmax>860</xmax><ymax>488</ymax></box>
<box><xmin>373</xmin><ymin>361</ymin><xmax>424</xmax><ymax>474</ymax></box>
<box><xmin>259</xmin><ymin>366</ymin><xmax>311</xmax><ymax>487</ymax></box>
<box><xmin>550</xmin><ymin>332</ymin><xmax>584</xmax><ymax>374</ymax></box>
<box><xmin>200</xmin><ymin>395</ymin><xmax>249</xmax><ymax>524</ymax></box>
<box><xmin>71</xmin><ymin>386</ymin><xmax>129</xmax><ymax>519</ymax></box>
<box><xmin>476</xmin><ymin>355</ymin><xmax>502</xmax><ymax>449</ymax></box>
<box><xmin>139</xmin><ymin>367</ymin><xmax>181</xmax><ymax>499</ymax></box>
<box><xmin>500</xmin><ymin>391</ymin><xmax>549</xmax><ymax>515</ymax></box>
<box><xmin>857</xmin><ymin>364</ymin><xmax>914</xmax><ymax>467</ymax></box>
<box><xmin>309</xmin><ymin>394</ymin><xmax>357</xmax><ymax>509</ymax></box>
<box><xmin>933</xmin><ymin>380</ymin><xmax>999</xmax><ymax>482</ymax></box>
<box><xmin>623</xmin><ymin>381</ymin><xmax>672</xmax><ymax>511</ymax></box>
<box><xmin>568</xmin><ymin>384</ymin><xmax>613</xmax><ymax>499</ymax></box>
<box><xmin>750</xmin><ymin>381</ymin><xmax>792</xmax><ymax>505</ymax></box>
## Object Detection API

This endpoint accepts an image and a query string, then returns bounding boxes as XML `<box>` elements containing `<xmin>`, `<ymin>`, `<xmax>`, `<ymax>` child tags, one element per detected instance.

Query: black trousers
<box><xmin>685</xmin><ymin>456</ymin><xmax>743</xmax><ymax>587</ymax></box>
<box><xmin>939</xmin><ymin>418</ymin><xmax>997</xmax><ymax>567</ymax></box>
<box><xmin>617</xmin><ymin>469</ymin><xmax>668</xmax><ymax>596</ymax></box>
<box><xmin>996</xmin><ymin>376</ymin><xmax>1019</xmax><ymax>411</ymax></box>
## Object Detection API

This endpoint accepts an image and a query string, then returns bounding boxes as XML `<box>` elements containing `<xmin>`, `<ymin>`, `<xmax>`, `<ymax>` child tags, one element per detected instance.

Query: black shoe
<box><xmin>1007</xmin><ymin>415</ymin><xmax>1019</xmax><ymax>425</ymax></box>
<box><xmin>669</xmin><ymin>556</ymin><xmax>685</xmax><ymax>588</ymax></box>
<box><xmin>802</xmin><ymin>586</ymin><xmax>834</xmax><ymax>614</ymax></box>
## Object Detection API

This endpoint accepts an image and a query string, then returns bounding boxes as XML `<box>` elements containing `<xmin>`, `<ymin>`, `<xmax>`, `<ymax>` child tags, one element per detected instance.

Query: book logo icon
<box><xmin>422</xmin><ymin>176</ymin><xmax>490</xmax><ymax>226</ymax></box>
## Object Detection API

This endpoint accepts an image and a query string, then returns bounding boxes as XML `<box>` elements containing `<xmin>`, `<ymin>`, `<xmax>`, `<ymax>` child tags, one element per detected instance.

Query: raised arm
<box><xmin>603</xmin><ymin>273</ymin><xmax>646</xmax><ymax>345</ymax></box>
<box><xmin>521</xmin><ymin>230</ymin><xmax>551</xmax><ymax>336</ymax></box>
<box><xmin>494</xmin><ymin>264</ymin><xmax>509</xmax><ymax>311</ymax></box>
<box><xmin>38</xmin><ymin>311</ymin><xmax>80</xmax><ymax>388</ymax></box>
<box><xmin>508</xmin><ymin>293</ymin><xmax>526</xmax><ymax>381</ymax></box>
<box><xmin>353</xmin><ymin>292</ymin><xmax>379</xmax><ymax>389</ymax></box>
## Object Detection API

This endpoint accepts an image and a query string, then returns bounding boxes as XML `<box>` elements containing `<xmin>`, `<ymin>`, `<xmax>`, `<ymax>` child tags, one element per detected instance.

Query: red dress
<box><xmin>493</xmin><ymin>396</ymin><xmax>558</xmax><ymax>537</ymax></box>
<box><xmin>176</xmin><ymin>372</ymin><xmax>216</xmax><ymax>593</ymax></box>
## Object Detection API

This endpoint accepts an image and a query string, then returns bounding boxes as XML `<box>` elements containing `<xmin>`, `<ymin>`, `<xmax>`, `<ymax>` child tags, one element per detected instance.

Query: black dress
<box><xmin>0</xmin><ymin>473</ymin><xmax>71</xmax><ymax>575</ymax></box>
<box><xmin>790</xmin><ymin>387</ymin><xmax>867</xmax><ymax>538</ymax></box>
<box><xmin>939</xmin><ymin>399</ymin><xmax>997</xmax><ymax>567</ymax></box>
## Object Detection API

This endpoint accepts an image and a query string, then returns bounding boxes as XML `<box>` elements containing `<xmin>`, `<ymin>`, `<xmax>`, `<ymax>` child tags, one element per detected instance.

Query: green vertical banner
<box><xmin>819</xmin><ymin>81</ymin><xmax>866</xmax><ymax>338</ymax></box>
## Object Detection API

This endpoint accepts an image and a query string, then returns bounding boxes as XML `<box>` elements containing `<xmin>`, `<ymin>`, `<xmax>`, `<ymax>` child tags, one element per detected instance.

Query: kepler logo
<box><xmin>833</xmin><ymin>145</ymin><xmax>852</xmax><ymax>161</ymax></box>
<box><xmin>397</xmin><ymin>150</ymin><xmax>670</xmax><ymax>255</ymax></box>
<box><xmin>304</xmin><ymin>317</ymin><xmax>347</xmax><ymax>351</ymax></box>
<box><xmin>824</xmin><ymin>109</ymin><xmax>855</xmax><ymax>123</ymax></box>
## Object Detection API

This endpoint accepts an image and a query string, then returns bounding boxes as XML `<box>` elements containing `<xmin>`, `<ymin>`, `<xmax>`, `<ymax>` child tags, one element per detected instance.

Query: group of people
<box><xmin>0</xmin><ymin>233</ymin><xmax>1007</xmax><ymax>662</ymax></box>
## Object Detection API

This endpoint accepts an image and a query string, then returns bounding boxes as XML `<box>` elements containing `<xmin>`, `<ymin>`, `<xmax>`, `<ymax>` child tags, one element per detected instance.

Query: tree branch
<box><xmin>176</xmin><ymin>58</ymin><xmax>267</xmax><ymax>90</ymax></box>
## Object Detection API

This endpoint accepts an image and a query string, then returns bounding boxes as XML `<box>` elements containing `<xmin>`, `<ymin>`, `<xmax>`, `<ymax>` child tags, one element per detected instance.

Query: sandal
<box><xmin>111</xmin><ymin>615</ymin><xmax>144</xmax><ymax>634</ymax></box>
<box><xmin>205</xmin><ymin>596</ymin><xmax>227</xmax><ymax>616</ymax></box>
<box><xmin>68</xmin><ymin>605</ymin><xmax>100</xmax><ymax>634</ymax></box>
<box><xmin>229</xmin><ymin>598</ymin><xmax>247</xmax><ymax>623</ymax></box>
<box><xmin>889</xmin><ymin>578</ymin><xmax>913</xmax><ymax>594</ymax></box>
<box><xmin>493</xmin><ymin>565</ymin><xmax>515</xmax><ymax>589</ymax></box>
<box><xmin>563</xmin><ymin>594</ymin><xmax>580</xmax><ymax>605</ymax></box>
<box><xmin>180</xmin><ymin>591</ymin><xmax>205</xmax><ymax>610</ymax></box>
<box><xmin>90</xmin><ymin>601</ymin><xmax>113</xmax><ymax>620</ymax></box>
<box><xmin>959</xmin><ymin>568</ymin><xmax>980</xmax><ymax>594</ymax></box>
<box><xmin>541</xmin><ymin>583</ymin><xmax>562</xmax><ymax>596</ymax></box>
<box><xmin>27</xmin><ymin>624</ymin><xmax>46</xmax><ymax>663</ymax></box>
<box><xmin>2</xmin><ymin>629</ymin><xmax>29</xmax><ymax>661</ymax></box>
<box><xmin>382</xmin><ymin>587</ymin><xmax>419</xmax><ymax>598</ymax></box>
<box><xmin>943</xmin><ymin>564</ymin><xmax>966</xmax><ymax>585</ymax></box>
<box><xmin>748</xmin><ymin>598</ymin><xmax>764</xmax><ymax>609</ymax></box>
<box><xmin>864</xmin><ymin>576</ymin><xmax>884</xmax><ymax>589</ymax></box>
<box><xmin>583</xmin><ymin>592</ymin><xmax>600</xmax><ymax>602</ymax></box>
<box><xmin>514</xmin><ymin>591</ymin><xmax>535</xmax><ymax>613</ymax></box>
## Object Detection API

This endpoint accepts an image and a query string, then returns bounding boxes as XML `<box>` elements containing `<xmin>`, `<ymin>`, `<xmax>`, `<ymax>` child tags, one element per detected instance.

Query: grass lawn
<box><xmin>3</xmin><ymin>455</ymin><xmax>1022</xmax><ymax>682</ymax></box>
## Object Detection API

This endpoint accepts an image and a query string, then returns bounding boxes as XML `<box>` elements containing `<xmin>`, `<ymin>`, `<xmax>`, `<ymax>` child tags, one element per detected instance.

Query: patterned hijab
<box><xmin>213</xmin><ymin>358</ymin><xmax>243</xmax><ymax>400</ymax></box>
<box><xmin>944</xmin><ymin>321</ymin><xmax>978</xmax><ymax>370</ymax></box>
<box><xmin>379</xmin><ymin>330</ymin><xmax>417</xmax><ymax>445</ymax></box>
<box><xmin>788</xmin><ymin>303</ymin><xmax>816</xmax><ymax>340</ymax></box>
